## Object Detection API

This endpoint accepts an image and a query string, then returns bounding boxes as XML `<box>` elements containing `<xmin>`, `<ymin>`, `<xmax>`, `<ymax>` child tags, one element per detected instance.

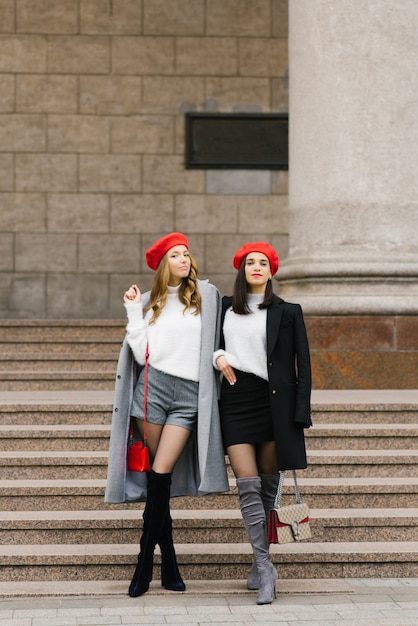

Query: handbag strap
<box><xmin>142</xmin><ymin>345</ymin><xmax>149</xmax><ymax>445</ymax></box>
<box><xmin>273</xmin><ymin>470</ymin><xmax>302</xmax><ymax>508</ymax></box>
<box><xmin>129</xmin><ymin>345</ymin><xmax>149</xmax><ymax>446</ymax></box>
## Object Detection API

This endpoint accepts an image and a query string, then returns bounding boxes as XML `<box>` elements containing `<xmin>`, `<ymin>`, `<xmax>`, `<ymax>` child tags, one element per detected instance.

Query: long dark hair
<box><xmin>231</xmin><ymin>258</ymin><xmax>274</xmax><ymax>314</ymax></box>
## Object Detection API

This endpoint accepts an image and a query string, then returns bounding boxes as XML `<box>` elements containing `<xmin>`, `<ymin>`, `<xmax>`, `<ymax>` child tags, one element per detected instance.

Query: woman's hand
<box><xmin>123</xmin><ymin>284</ymin><xmax>141</xmax><ymax>304</ymax></box>
<box><xmin>216</xmin><ymin>355</ymin><xmax>237</xmax><ymax>385</ymax></box>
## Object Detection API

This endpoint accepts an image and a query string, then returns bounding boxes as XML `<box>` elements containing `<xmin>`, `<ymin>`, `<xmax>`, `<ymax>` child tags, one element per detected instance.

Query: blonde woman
<box><xmin>105</xmin><ymin>232</ymin><xmax>228</xmax><ymax>597</ymax></box>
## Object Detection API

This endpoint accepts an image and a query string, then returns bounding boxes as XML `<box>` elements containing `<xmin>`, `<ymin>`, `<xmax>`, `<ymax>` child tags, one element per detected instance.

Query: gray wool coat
<box><xmin>105</xmin><ymin>279</ymin><xmax>229</xmax><ymax>503</ymax></box>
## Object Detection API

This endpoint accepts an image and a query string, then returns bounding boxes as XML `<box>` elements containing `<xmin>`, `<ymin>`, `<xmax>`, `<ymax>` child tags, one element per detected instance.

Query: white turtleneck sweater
<box><xmin>214</xmin><ymin>293</ymin><xmax>268</xmax><ymax>380</ymax></box>
<box><xmin>124</xmin><ymin>284</ymin><xmax>201</xmax><ymax>382</ymax></box>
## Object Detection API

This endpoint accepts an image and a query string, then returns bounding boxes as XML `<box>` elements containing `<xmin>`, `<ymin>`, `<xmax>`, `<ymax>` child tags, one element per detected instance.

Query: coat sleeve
<box><xmin>105</xmin><ymin>293</ymin><xmax>152</xmax><ymax>503</ymax></box>
<box><xmin>294</xmin><ymin>304</ymin><xmax>312</xmax><ymax>428</ymax></box>
<box><xmin>194</xmin><ymin>282</ymin><xmax>229</xmax><ymax>495</ymax></box>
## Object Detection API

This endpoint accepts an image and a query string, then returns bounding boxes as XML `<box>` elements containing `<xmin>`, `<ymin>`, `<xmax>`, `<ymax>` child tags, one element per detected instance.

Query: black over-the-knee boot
<box><xmin>128</xmin><ymin>470</ymin><xmax>171</xmax><ymax>597</ymax></box>
<box><xmin>159</xmin><ymin>512</ymin><xmax>186</xmax><ymax>591</ymax></box>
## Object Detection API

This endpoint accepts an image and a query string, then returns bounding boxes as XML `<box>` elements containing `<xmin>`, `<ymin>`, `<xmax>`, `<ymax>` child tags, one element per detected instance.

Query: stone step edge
<box><xmin>0</xmin><ymin>320</ymin><xmax>125</xmax><ymax>327</ymax></box>
<box><xmin>0</xmin><ymin>577</ymin><xmax>355</xmax><ymax>598</ymax></box>
<box><xmin>0</xmin><ymin>390</ymin><xmax>114</xmax><ymax>408</ymax></box>
<box><xmin>0</xmin><ymin>420</ymin><xmax>418</xmax><ymax>428</ymax></box>
<box><xmin>1</xmin><ymin>508</ymin><xmax>417</xmax><ymax>526</ymax></box>
<box><xmin>0</xmin><ymin>425</ymin><xmax>110</xmax><ymax>434</ymax></box>
<box><xmin>2</xmin><ymin>450</ymin><xmax>418</xmax><ymax>462</ymax></box>
<box><xmin>1</xmin><ymin>423</ymin><xmax>418</xmax><ymax>433</ymax></box>
<box><xmin>0</xmin><ymin>354</ymin><xmax>117</xmax><ymax>361</ymax></box>
<box><xmin>2</xmin><ymin>477</ymin><xmax>418</xmax><ymax>489</ymax></box>
<box><xmin>0</xmin><ymin>372</ymin><xmax>115</xmax><ymax>380</ymax></box>
<box><xmin>1</xmin><ymin>542</ymin><xmax>418</xmax><ymax>561</ymax></box>
<box><xmin>0</xmin><ymin>389</ymin><xmax>417</xmax><ymax>408</ymax></box>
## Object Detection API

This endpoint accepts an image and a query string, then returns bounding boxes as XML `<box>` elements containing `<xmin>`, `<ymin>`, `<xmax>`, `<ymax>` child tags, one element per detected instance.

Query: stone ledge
<box><xmin>0</xmin><ymin>577</ymin><xmax>355</xmax><ymax>598</ymax></box>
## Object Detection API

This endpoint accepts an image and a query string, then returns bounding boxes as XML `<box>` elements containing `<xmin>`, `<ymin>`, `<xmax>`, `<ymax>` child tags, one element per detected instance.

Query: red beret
<box><xmin>233</xmin><ymin>242</ymin><xmax>279</xmax><ymax>276</ymax></box>
<box><xmin>146</xmin><ymin>232</ymin><xmax>189</xmax><ymax>270</ymax></box>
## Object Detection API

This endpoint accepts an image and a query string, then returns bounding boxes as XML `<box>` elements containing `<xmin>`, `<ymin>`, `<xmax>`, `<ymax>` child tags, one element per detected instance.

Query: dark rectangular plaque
<box><xmin>185</xmin><ymin>112</ymin><xmax>288</xmax><ymax>169</ymax></box>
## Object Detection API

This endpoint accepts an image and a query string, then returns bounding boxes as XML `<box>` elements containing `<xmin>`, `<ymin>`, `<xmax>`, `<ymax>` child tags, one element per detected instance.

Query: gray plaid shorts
<box><xmin>131</xmin><ymin>364</ymin><xmax>198</xmax><ymax>431</ymax></box>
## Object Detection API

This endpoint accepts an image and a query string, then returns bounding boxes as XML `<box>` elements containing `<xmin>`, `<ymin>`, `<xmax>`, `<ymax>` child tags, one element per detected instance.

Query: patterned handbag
<box><xmin>268</xmin><ymin>470</ymin><xmax>311</xmax><ymax>544</ymax></box>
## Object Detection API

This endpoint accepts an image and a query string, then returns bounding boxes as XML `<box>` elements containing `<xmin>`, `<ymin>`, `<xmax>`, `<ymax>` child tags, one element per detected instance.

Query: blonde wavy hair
<box><xmin>144</xmin><ymin>250</ymin><xmax>202</xmax><ymax>324</ymax></box>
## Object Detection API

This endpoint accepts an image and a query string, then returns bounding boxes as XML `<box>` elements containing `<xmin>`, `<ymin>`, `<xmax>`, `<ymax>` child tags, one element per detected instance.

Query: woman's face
<box><xmin>245</xmin><ymin>252</ymin><xmax>271</xmax><ymax>293</ymax></box>
<box><xmin>166</xmin><ymin>245</ymin><xmax>191</xmax><ymax>285</ymax></box>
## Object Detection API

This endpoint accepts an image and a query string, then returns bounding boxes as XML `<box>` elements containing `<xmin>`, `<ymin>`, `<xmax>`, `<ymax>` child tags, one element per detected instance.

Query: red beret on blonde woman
<box><xmin>145</xmin><ymin>232</ymin><xmax>189</xmax><ymax>271</ymax></box>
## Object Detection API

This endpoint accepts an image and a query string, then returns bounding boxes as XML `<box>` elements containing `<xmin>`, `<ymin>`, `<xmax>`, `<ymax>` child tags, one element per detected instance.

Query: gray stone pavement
<box><xmin>0</xmin><ymin>579</ymin><xmax>418</xmax><ymax>625</ymax></box>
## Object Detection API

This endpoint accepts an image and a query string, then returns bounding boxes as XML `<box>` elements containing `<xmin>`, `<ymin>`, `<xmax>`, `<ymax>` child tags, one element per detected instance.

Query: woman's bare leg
<box><xmin>135</xmin><ymin>419</ymin><xmax>192</xmax><ymax>473</ymax></box>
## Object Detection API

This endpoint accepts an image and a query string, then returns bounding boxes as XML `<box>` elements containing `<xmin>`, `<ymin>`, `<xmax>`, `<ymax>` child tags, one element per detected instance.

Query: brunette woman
<box><xmin>105</xmin><ymin>232</ymin><xmax>228</xmax><ymax>597</ymax></box>
<box><xmin>214</xmin><ymin>242</ymin><xmax>312</xmax><ymax>605</ymax></box>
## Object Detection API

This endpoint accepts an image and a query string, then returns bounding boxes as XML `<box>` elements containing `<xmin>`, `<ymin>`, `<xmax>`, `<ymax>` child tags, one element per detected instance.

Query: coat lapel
<box><xmin>267</xmin><ymin>296</ymin><xmax>284</xmax><ymax>359</ymax></box>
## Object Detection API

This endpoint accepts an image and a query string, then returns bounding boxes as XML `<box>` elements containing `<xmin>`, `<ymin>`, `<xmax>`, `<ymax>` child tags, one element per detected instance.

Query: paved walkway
<box><xmin>0</xmin><ymin>579</ymin><xmax>418</xmax><ymax>625</ymax></box>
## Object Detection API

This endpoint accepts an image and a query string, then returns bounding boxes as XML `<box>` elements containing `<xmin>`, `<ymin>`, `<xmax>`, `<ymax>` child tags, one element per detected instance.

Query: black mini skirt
<box><xmin>219</xmin><ymin>369</ymin><xmax>274</xmax><ymax>448</ymax></box>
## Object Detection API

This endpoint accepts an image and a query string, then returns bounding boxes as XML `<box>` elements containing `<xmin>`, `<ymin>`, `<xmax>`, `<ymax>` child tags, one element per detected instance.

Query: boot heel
<box><xmin>256</xmin><ymin>562</ymin><xmax>277</xmax><ymax>605</ymax></box>
<box><xmin>161</xmin><ymin>576</ymin><xmax>186</xmax><ymax>592</ymax></box>
<box><xmin>159</xmin><ymin>514</ymin><xmax>186</xmax><ymax>592</ymax></box>
<box><xmin>128</xmin><ymin>554</ymin><xmax>152</xmax><ymax>597</ymax></box>
<box><xmin>160</xmin><ymin>553</ymin><xmax>186</xmax><ymax>591</ymax></box>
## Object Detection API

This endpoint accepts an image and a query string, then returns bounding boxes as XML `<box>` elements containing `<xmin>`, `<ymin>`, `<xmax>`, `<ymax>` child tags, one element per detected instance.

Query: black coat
<box><xmin>220</xmin><ymin>295</ymin><xmax>312</xmax><ymax>470</ymax></box>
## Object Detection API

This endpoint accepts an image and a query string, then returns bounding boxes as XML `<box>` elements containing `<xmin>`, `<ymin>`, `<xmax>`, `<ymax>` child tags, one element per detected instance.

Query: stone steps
<box><xmin>0</xmin><ymin>424</ymin><xmax>110</xmax><ymax>451</ymax></box>
<box><xmin>1</xmin><ymin>390</ymin><xmax>416</xmax><ymax>424</ymax></box>
<box><xmin>0</xmin><ymin>318</ymin><xmax>417</xmax><ymax>593</ymax></box>
<box><xmin>2</xmin><ymin>450</ymin><xmax>418</xmax><ymax>479</ymax></box>
<box><xmin>305</xmin><ymin>423</ymin><xmax>418</xmax><ymax>449</ymax></box>
<box><xmin>0</xmin><ymin>320</ymin><xmax>125</xmax><ymax>342</ymax></box>
<box><xmin>3</xmin><ymin>422</ymin><xmax>418</xmax><ymax>451</ymax></box>
<box><xmin>0</xmin><ymin>354</ymin><xmax>117</xmax><ymax>372</ymax></box>
<box><xmin>2</xmin><ymin>476</ymin><xmax>418</xmax><ymax>510</ymax></box>
<box><xmin>1</xmin><ymin>508</ymin><xmax>417</xmax><ymax>544</ymax></box>
<box><xmin>0</xmin><ymin>578</ymin><xmax>356</xmax><ymax>598</ymax></box>
<box><xmin>0</xmin><ymin>372</ymin><xmax>115</xmax><ymax>391</ymax></box>
<box><xmin>1</xmin><ymin>542</ymin><xmax>418</xmax><ymax>582</ymax></box>
<box><xmin>0</xmin><ymin>320</ymin><xmax>122</xmax><ymax>390</ymax></box>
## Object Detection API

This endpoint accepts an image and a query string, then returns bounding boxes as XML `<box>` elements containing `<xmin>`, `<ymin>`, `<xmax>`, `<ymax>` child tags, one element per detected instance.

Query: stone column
<box><xmin>278</xmin><ymin>0</ymin><xmax>418</xmax><ymax>314</ymax></box>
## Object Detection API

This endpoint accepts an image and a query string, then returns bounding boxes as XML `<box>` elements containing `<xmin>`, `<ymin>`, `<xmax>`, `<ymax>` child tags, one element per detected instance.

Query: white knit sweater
<box><xmin>124</xmin><ymin>284</ymin><xmax>202</xmax><ymax>381</ymax></box>
<box><xmin>214</xmin><ymin>293</ymin><xmax>268</xmax><ymax>380</ymax></box>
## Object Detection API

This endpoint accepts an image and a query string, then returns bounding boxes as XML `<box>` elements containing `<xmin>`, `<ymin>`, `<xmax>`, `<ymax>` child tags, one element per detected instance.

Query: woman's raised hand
<box><xmin>123</xmin><ymin>284</ymin><xmax>141</xmax><ymax>304</ymax></box>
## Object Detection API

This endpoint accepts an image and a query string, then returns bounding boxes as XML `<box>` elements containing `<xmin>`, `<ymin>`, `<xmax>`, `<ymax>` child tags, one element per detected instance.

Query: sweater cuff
<box><xmin>213</xmin><ymin>349</ymin><xmax>225</xmax><ymax>370</ymax></box>
<box><xmin>124</xmin><ymin>301</ymin><xmax>144</xmax><ymax>321</ymax></box>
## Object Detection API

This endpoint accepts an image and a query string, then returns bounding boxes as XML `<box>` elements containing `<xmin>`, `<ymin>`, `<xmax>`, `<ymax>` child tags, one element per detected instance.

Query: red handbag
<box><xmin>127</xmin><ymin>346</ymin><xmax>151</xmax><ymax>472</ymax></box>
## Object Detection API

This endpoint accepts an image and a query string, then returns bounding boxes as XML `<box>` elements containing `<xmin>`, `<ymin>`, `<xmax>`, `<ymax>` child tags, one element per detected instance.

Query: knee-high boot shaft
<box><xmin>158</xmin><ymin>513</ymin><xmax>185</xmax><ymax>591</ymax></box>
<box><xmin>246</xmin><ymin>473</ymin><xmax>279</xmax><ymax>591</ymax></box>
<box><xmin>237</xmin><ymin>476</ymin><xmax>277</xmax><ymax>605</ymax></box>
<box><xmin>128</xmin><ymin>470</ymin><xmax>172</xmax><ymax>597</ymax></box>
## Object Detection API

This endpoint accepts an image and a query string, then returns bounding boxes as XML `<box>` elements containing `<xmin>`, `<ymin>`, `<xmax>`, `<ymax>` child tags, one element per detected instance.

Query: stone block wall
<box><xmin>306</xmin><ymin>316</ymin><xmax>418</xmax><ymax>390</ymax></box>
<box><xmin>0</xmin><ymin>0</ymin><xmax>289</xmax><ymax>319</ymax></box>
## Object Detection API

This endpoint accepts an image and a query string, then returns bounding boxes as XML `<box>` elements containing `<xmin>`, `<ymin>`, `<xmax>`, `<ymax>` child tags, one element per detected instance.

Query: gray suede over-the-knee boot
<box><xmin>246</xmin><ymin>473</ymin><xmax>279</xmax><ymax>591</ymax></box>
<box><xmin>237</xmin><ymin>476</ymin><xmax>277</xmax><ymax>604</ymax></box>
